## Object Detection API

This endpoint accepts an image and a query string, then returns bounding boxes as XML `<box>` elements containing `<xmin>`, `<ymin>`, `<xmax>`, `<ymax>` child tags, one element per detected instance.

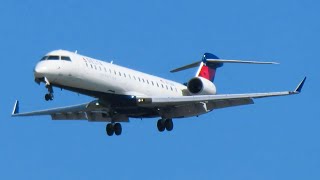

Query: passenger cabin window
<box><xmin>47</xmin><ymin>56</ymin><xmax>60</xmax><ymax>60</ymax></box>
<box><xmin>61</xmin><ymin>56</ymin><xmax>72</xmax><ymax>61</ymax></box>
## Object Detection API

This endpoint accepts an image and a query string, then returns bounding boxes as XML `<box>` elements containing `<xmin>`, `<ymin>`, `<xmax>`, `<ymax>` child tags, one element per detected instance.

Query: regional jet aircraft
<box><xmin>12</xmin><ymin>50</ymin><xmax>306</xmax><ymax>136</ymax></box>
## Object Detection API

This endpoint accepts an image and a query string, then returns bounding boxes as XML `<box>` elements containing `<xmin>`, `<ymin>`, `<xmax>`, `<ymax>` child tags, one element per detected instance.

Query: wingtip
<box><xmin>294</xmin><ymin>77</ymin><xmax>307</xmax><ymax>93</ymax></box>
<box><xmin>12</xmin><ymin>100</ymin><xmax>19</xmax><ymax>116</ymax></box>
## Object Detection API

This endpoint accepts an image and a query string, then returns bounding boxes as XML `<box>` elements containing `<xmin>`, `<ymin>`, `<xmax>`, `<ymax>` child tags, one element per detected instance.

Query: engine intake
<box><xmin>187</xmin><ymin>77</ymin><xmax>217</xmax><ymax>95</ymax></box>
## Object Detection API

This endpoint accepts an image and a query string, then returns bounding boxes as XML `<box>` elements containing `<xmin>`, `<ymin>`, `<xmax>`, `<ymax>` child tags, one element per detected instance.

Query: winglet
<box><xmin>294</xmin><ymin>77</ymin><xmax>307</xmax><ymax>93</ymax></box>
<box><xmin>12</xmin><ymin>100</ymin><xmax>19</xmax><ymax>116</ymax></box>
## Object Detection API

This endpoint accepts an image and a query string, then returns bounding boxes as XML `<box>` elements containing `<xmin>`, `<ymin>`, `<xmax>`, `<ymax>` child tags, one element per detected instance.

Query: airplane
<box><xmin>11</xmin><ymin>50</ymin><xmax>306</xmax><ymax>136</ymax></box>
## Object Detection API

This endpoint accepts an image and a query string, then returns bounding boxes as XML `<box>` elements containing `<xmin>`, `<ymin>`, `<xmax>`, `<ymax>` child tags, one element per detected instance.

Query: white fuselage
<box><xmin>34</xmin><ymin>50</ymin><xmax>187</xmax><ymax>99</ymax></box>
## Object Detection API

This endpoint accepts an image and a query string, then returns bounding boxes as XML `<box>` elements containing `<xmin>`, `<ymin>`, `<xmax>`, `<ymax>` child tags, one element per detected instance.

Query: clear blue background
<box><xmin>0</xmin><ymin>0</ymin><xmax>318</xmax><ymax>179</ymax></box>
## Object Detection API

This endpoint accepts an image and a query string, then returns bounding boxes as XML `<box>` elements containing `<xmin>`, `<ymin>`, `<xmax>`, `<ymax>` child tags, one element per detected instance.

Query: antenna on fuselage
<box><xmin>110</xmin><ymin>61</ymin><xmax>113</xmax><ymax>64</ymax></box>
<box><xmin>75</xmin><ymin>50</ymin><xmax>78</xmax><ymax>54</ymax></box>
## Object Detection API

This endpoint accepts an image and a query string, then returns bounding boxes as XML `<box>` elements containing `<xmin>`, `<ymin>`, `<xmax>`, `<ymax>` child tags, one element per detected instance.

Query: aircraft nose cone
<box><xmin>34</xmin><ymin>63</ymin><xmax>48</xmax><ymax>78</ymax></box>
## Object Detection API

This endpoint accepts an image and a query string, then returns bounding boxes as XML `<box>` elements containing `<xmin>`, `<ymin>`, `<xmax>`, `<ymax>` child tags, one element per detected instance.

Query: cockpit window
<box><xmin>40</xmin><ymin>55</ymin><xmax>72</xmax><ymax>61</ymax></box>
<box><xmin>40</xmin><ymin>56</ymin><xmax>48</xmax><ymax>61</ymax></box>
<box><xmin>47</xmin><ymin>56</ymin><xmax>60</xmax><ymax>60</ymax></box>
<box><xmin>61</xmin><ymin>56</ymin><xmax>72</xmax><ymax>61</ymax></box>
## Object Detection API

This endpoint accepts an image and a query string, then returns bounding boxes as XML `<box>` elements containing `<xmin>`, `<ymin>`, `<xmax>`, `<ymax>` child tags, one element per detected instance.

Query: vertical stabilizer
<box><xmin>196</xmin><ymin>53</ymin><xmax>223</xmax><ymax>82</ymax></box>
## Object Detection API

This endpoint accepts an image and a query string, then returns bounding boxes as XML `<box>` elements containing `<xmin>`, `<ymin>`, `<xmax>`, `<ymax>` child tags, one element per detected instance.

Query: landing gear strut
<box><xmin>106</xmin><ymin>123</ymin><xmax>122</xmax><ymax>136</ymax></box>
<box><xmin>157</xmin><ymin>119</ymin><xmax>173</xmax><ymax>132</ymax></box>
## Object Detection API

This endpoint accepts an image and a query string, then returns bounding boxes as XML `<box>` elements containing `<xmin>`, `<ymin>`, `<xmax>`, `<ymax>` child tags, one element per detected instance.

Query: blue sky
<box><xmin>0</xmin><ymin>0</ymin><xmax>318</xmax><ymax>179</ymax></box>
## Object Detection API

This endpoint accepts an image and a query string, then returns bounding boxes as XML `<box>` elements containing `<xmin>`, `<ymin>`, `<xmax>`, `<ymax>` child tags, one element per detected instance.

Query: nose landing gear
<box><xmin>44</xmin><ymin>77</ymin><xmax>54</xmax><ymax>101</ymax></box>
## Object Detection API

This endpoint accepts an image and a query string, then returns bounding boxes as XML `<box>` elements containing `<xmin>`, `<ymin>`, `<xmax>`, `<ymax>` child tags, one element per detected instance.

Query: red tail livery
<box><xmin>196</xmin><ymin>53</ymin><xmax>223</xmax><ymax>82</ymax></box>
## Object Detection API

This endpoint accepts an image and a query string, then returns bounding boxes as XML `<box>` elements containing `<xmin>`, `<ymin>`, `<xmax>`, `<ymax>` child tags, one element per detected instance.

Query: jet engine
<box><xmin>187</xmin><ymin>77</ymin><xmax>217</xmax><ymax>95</ymax></box>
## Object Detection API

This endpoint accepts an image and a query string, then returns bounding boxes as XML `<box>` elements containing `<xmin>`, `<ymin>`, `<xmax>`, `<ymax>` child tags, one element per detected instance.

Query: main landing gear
<box><xmin>157</xmin><ymin>119</ymin><xmax>173</xmax><ymax>132</ymax></box>
<box><xmin>106</xmin><ymin>123</ymin><xmax>122</xmax><ymax>136</ymax></box>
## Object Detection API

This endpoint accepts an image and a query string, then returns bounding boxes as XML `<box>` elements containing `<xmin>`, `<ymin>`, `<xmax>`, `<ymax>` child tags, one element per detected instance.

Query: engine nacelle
<box><xmin>187</xmin><ymin>77</ymin><xmax>217</xmax><ymax>95</ymax></box>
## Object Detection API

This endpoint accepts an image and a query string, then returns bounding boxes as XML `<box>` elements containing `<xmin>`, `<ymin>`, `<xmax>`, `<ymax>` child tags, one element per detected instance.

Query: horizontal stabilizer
<box><xmin>170</xmin><ymin>61</ymin><xmax>201</xmax><ymax>73</ymax></box>
<box><xmin>171</xmin><ymin>59</ymin><xmax>278</xmax><ymax>73</ymax></box>
<box><xmin>206</xmin><ymin>59</ymin><xmax>278</xmax><ymax>65</ymax></box>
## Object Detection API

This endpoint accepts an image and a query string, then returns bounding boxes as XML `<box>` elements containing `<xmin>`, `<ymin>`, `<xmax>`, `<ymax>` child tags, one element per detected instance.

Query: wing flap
<box><xmin>51</xmin><ymin>112</ymin><xmax>87</xmax><ymax>120</ymax></box>
<box><xmin>208</xmin><ymin>98</ymin><xmax>254</xmax><ymax>109</ymax></box>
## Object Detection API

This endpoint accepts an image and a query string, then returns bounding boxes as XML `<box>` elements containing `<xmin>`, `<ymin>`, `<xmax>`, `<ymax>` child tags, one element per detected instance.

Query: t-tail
<box><xmin>171</xmin><ymin>52</ymin><xmax>278</xmax><ymax>82</ymax></box>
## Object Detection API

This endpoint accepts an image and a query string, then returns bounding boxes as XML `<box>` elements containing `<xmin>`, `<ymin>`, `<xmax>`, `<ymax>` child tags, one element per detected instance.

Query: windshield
<box><xmin>61</xmin><ymin>56</ymin><xmax>71</xmax><ymax>61</ymax></box>
<box><xmin>40</xmin><ymin>55</ymin><xmax>72</xmax><ymax>61</ymax></box>
<box><xmin>47</xmin><ymin>56</ymin><xmax>60</xmax><ymax>60</ymax></box>
<box><xmin>40</xmin><ymin>56</ymin><xmax>48</xmax><ymax>61</ymax></box>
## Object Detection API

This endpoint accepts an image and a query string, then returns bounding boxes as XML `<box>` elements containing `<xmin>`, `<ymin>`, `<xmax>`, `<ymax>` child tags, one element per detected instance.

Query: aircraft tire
<box><xmin>45</xmin><ymin>94</ymin><xmax>53</xmax><ymax>101</ymax></box>
<box><xmin>114</xmin><ymin>123</ymin><xmax>122</xmax><ymax>136</ymax></box>
<box><xmin>165</xmin><ymin>119</ymin><xmax>173</xmax><ymax>131</ymax></box>
<box><xmin>106</xmin><ymin>123</ymin><xmax>114</xmax><ymax>136</ymax></box>
<box><xmin>157</xmin><ymin>119</ymin><xmax>165</xmax><ymax>132</ymax></box>
<box><xmin>45</xmin><ymin>94</ymin><xmax>50</xmax><ymax>101</ymax></box>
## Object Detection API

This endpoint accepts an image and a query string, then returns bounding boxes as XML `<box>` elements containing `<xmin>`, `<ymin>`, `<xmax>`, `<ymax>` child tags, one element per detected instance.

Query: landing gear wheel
<box><xmin>165</xmin><ymin>119</ymin><xmax>173</xmax><ymax>131</ymax></box>
<box><xmin>45</xmin><ymin>94</ymin><xmax>53</xmax><ymax>101</ymax></box>
<box><xmin>157</xmin><ymin>119</ymin><xmax>165</xmax><ymax>132</ymax></box>
<box><xmin>114</xmin><ymin>123</ymin><xmax>122</xmax><ymax>136</ymax></box>
<box><xmin>45</xmin><ymin>94</ymin><xmax>50</xmax><ymax>101</ymax></box>
<box><xmin>106</xmin><ymin>123</ymin><xmax>114</xmax><ymax>136</ymax></box>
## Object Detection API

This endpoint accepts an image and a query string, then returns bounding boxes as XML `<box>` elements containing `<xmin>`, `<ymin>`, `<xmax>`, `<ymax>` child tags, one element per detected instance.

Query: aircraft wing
<box><xmin>11</xmin><ymin>100</ymin><xmax>128</xmax><ymax>122</ymax></box>
<box><xmin>12</xmin><ymin>77</ymin><xmax>306</xmax><ymax>120</ymax></box>
<box><xmin>137</xmin><ymin>77</ymin><xmax>306</xmax><ymax>108</ymax></box>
